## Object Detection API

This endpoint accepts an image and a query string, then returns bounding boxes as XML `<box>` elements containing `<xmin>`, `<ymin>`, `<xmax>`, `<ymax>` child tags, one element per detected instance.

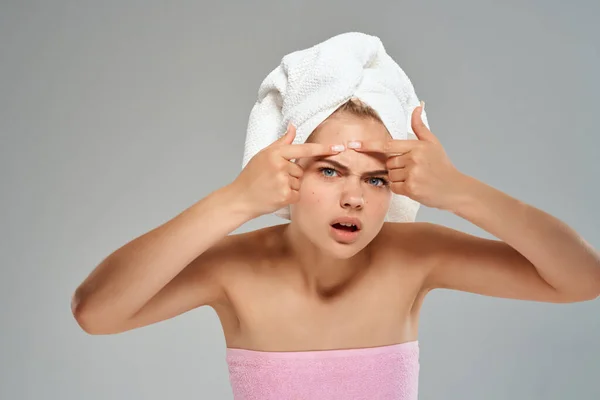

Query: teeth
<box><xmin>338</xmin><ymin>222</ymin><xmax>356</xmax><ymax>228</ymax></box>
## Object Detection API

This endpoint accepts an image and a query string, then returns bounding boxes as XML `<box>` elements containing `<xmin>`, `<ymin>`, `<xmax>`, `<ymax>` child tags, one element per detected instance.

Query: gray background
<box><xmin>1</xmin><ymin>1</ymin><xmax>599</xmax><ymax>399</ymax></box>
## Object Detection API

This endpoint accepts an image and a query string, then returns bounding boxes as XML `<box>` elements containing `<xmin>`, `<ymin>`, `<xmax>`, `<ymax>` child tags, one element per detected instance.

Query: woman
<box><xmin>71</xmin><ymin>98</ymin><xmax>600</xmax><ymax>399</ymax></box>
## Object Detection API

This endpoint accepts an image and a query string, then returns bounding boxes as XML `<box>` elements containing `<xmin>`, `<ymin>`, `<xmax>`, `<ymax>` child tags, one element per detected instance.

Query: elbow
<box><xmin>573</xmin><ymin>290</ymin><xmax>600</xmax><ymax>303</ymax></box>
<box><xmin>71</xmin><ymin>291</ymin><xmax>100</xmax><ymax>334</ymax></box>
<box><xmin>580</xmin><ymin>267</ymin><xmax>600</xmax><ymax>301</ymax></box>
<box><xmin>555</xmin><ymin>265</ymin><xmax>600</xmax><ymax>303</ymax></box>
<box><xmin>73</xmin><ymin>313</ymin><xmax>102</xmax><ymax>335</ymax></box>
<box><xmin>557</xmin><ymin>284</ymin><xmax>600</xmax><ymax>303</ymax></box>
<box><xmin>588</xmin><ymin>281</ymin><xmax>600</xmax><ymax>302</ymax></box>
<box><xmin>570</xmin><ymin>290</ymin><xmax>600</xmax><ymax>303</ymax></box>
<box><xmin>582</xmin><ymin>258</ymin><xmax>600</xmax><ymax>300</ymax></box>
<box><xmin>72</xmin><ymin>307</ymin><xmax>120</xmax><ymax>335</ymax></box>
<box><xmin>71</xmin><ymin>291</ymin><xmax>118</xmax><ymax>335</ymax></box>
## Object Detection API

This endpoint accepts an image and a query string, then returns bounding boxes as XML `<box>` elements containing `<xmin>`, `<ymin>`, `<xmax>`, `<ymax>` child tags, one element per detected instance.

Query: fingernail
<box><xmin>420</xmin><ymin>100</ymin><xmax>425</xmax><ymax>111</ymax></box>
<box><xmin>331</xmin><ymin>144</ymin><xmax>345</xmax><ymax>152</ymax></box>
<box><xmin>347</xmin><ymin>141</ymin><xmax>361</xmax><ymax>149</ymax></box>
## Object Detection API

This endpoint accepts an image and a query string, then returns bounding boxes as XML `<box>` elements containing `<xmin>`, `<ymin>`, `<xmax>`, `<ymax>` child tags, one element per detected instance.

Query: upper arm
<box><xmin>105</xmin><ymin>234</ymin><xmax>239</xmax><ymax>334</ymax></box>
<box><xmin>418</xmin><ymin>223</ymin><xmax>575</xmax><ymax>303</ymax></box>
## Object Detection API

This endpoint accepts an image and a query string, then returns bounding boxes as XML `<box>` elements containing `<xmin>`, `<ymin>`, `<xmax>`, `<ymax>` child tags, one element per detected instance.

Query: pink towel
<box><xmin>226</xmin><ymin>340</ymin><xmax>419</xmax><ymax>399</ymax></box>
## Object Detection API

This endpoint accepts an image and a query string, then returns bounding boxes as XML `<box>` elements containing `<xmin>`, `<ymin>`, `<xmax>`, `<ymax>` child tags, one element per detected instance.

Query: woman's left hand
<box><xmin>349</xmin><ymin>102</ymin><xmax>470</xmax><ymax>210</ymax></box>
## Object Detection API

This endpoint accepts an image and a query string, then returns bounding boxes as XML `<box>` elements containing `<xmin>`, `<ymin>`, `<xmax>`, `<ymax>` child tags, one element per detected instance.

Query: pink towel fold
<box><xmin>226</xmin><ymin>340</ymin><xmax>420</xmax><ymax>400</ymax></box>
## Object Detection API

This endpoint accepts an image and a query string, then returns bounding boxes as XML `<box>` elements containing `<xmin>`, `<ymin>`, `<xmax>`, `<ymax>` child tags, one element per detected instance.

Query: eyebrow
<box><xmin>313</xmin><ymin>157</ymin><xmax>388</xmax><ymax>176</ymax></box>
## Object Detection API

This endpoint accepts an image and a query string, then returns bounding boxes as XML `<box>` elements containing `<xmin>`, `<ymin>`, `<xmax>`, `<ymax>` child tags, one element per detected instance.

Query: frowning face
<box><xmin>291</xmin><ymin>112</ymin><xmax>393</xmax><ymax>256</ymax></box>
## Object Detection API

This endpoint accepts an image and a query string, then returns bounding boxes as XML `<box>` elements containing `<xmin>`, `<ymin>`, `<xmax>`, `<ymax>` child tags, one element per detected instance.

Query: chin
<box><xmin>331</xmin><ymin>249</ymin><xmax>362</xmax><ymax>260</ymax></box>
<box><xmin>324</xmin><ymin>237</ymin><xmax>369</xmax><ymax>259</ymax></box>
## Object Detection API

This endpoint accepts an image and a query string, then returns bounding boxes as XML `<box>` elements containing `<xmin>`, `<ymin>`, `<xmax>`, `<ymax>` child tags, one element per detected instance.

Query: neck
<box><xmin>280</xmin><ymin>222</ymin><xmax>372</xmax><ymax>296</ymax></box>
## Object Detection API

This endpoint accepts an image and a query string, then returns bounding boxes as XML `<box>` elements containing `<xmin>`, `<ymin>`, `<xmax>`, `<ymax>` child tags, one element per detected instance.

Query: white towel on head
<box><xmin>241</xmin><ymin>31</ymin><xmax>431</xmax><ymax>222</ymax></box>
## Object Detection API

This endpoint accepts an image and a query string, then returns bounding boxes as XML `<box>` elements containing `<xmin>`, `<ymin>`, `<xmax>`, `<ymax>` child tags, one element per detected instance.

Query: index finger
<box><xmin>353</xmin><ymin>139</ymin><xmax>420</xmax><ymax>156</ymax></box>
<box><xmin>279</xmin><ymin>142</ymin><xmax>343</xmax><ymax>160</ymax></box>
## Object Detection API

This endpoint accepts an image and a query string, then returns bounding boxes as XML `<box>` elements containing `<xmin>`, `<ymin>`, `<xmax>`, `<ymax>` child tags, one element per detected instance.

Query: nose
<box><xmin>340</xmin><ymin>180</ymin><xmax>365</xmax><ymax>210</ymax></box>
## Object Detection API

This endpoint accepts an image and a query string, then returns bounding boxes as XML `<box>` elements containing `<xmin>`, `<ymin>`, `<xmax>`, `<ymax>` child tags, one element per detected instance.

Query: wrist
<box><xmin>443</xmin><ymin>173</ymin><xmax>480</xmax><ymax>215</ymax></box>
<box><xmin>219</xmin><ymin>182</ymin><xmax>259</xmax><ymax>221</ymax></box>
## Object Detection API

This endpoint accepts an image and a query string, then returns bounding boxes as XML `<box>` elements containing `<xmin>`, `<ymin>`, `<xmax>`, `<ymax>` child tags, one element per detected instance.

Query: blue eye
<box><xmin>369</xmin><ymin>177</ymin><xmax>388</xmax><ymax>187</ymax></box>
<box><xmin>320</xmin><ymin>167</ymin><xmax>337</xmax><ymax>177</ymax></box>
<box><xmin>318</xmin><ymin>167</ymin><xmax>389</xmax><ymax>188</ymax></box>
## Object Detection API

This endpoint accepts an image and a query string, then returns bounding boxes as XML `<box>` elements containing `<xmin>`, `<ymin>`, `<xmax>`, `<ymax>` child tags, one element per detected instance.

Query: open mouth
<box><xmin>331</xmin><ymin>223</ymin><xmax>359</xmax><ymax>232</ymax></box>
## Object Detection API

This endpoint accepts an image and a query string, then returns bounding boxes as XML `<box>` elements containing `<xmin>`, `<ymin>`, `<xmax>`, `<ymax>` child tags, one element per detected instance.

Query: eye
<box><xmin>369</xmin><ymin>177</ymin><xmax>389</xmax><ymax>187</ymax></box>
<box><xmin>318</xmin><ymin>167</ymin><xmax>338</xmax><ymax>177</ymax></box>
<box><xmin>319</xmin><ymin>167</ymin><xmax>389</xmax><ymax>188</ymax></box>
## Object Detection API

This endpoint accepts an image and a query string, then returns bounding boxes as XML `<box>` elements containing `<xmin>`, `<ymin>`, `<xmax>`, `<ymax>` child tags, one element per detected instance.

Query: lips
<box><xmin>329</xmin><ymin>223</ymin><xmax>361</xmax><ymax>244</ymax></box>
<box><xmin>329</xmin><ymin>216</ymin><xmax>362</xmax><ymax>231</ymax></box>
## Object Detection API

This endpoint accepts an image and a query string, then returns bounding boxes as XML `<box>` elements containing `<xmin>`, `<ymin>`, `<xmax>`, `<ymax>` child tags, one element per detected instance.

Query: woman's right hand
<box><xmin>232</xmin><ymin>123</ymin><xmax>344</xmax><ymax>219</ymax></box>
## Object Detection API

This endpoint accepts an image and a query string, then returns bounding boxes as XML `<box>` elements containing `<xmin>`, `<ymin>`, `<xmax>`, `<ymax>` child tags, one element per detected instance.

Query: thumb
<box><xmin>276</xmin><ymin>122</ymin><xmax>296</xmax><ymax>145</ymax></box>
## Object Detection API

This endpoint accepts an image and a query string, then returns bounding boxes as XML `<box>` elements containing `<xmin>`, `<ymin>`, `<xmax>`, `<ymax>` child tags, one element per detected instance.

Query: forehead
<box><xmin>301</xmin><ymin>114</ymin><xmax>390</xmax><ymax>167</ymax></box>
<box><xmin>308</xmin><ymin>113</ymin><xmax>390</xmax><ymax>144</ymax></box>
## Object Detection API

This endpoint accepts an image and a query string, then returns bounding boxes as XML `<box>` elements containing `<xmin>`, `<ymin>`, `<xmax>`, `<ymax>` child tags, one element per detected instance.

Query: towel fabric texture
<box><xmin>227</xmin><ymin>341</ymin><xmax>420</xmax><ymax>400</ymax></box>
<box><xmin>241</xmin><ymin>32</ymin><xmax>431</xmax><ymax>222</ymax></box>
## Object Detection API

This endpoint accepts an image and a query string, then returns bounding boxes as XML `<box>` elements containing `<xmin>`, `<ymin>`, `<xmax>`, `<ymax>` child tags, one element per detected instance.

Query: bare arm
<box><xmin>71</xmin><ymin>183</ymin><xmax>253</xmax><ymax>334</ymax></box>
<box><xmin>420</xmin><ymin>175</ymin><xmax>600</xmax><ymax>303</ymax></box>
<box><xmin>418</xmin><ymin>223</ymin><xmax>587</xmax><ymax>303</ymax></box>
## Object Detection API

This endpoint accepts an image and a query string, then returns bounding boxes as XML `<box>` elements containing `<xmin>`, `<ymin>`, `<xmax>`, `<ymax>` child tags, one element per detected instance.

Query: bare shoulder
<box><xmin>370</xmin><ymin>222</ymin><xmax>442</xmax><ymax>295</ymax></box>
<box><xmin>195</xmin><ymin>225</ymin><xmax>269</xmax><ymax>272</ymax></box>
<box><xmin>379</xmin><ymin>221</ymin><xmax>481</xmax><ymax>262</ymax></box>
<box><xmin>376</xmin><ymin>221</ymin><xmax>442</xmax><ymax>265</ymax></box>
<box><xmin>195</xmin><ymin>225</ymin><xmax>286</xmax><ymax>338</ymax></box>
<box><xmin>195</xmin><ymin>224</ymin><xmax>281</xmax><ymax>302</ymax></box>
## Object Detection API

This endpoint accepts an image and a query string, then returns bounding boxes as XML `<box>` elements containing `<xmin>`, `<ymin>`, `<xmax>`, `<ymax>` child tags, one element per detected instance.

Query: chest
<box><xmin>219</xmin><ymin>258</ymin><xmax>426</xmax><ymax>351</ymax></box>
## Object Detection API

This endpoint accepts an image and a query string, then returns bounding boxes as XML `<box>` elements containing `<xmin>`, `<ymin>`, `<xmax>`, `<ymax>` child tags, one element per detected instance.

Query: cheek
<box><xmin>299</xmin><ymin>178</ymin><xmax>333</xmax><ymax>206</ymax></box>
<box><xmin>373</xmin><ymin>193</ymin><xmax>392</xmax><ymax>215</ymax></box>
